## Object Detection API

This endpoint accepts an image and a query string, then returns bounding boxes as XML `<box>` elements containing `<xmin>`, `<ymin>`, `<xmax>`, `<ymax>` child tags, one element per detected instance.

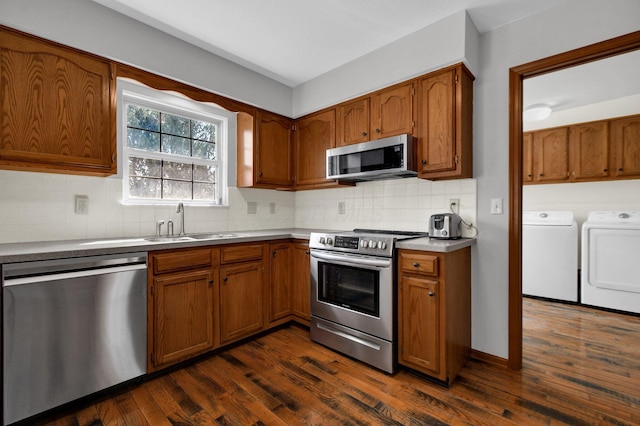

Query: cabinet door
<box><xmin>371</xmin><ymin>83</ymin><xmax>414</xmax><ymax>139</ymax></box>
<box><xmin>532</xmin><ymin>127</ymin><xmax>570</xmax><ymax>183</ymax></box>
<box><xmin>295</xmin><ymin>109</ymin><xmax>336</xmax><ymax>187</ymax></box>
<box><xmin>256</xmin><ymin>110</ymin><xmax>293</xmax><ymax>186</ymax></box>
<box><xmin>612</xmin><ymin>115</ymin><xmax>640</xmax><ymax>177</ymax></box>
<box><xmin>570</xmin><ymin>121</ymin><xmax>610</xmax><ymax>181</ymax></box>
<box><xmin>0</xmin><ymin>28</ymin><xmax>115</xmax><ymax>176</ymax></box>
<box><xmin>416</xmin><ymin>70</ymin><xmax>456</xmax><ymax>174</ymax></box>
<box><xmin>219</xmin><ymin>260</ymin><xmax>265</xmax><ymax>344</ymax></box>
<box><xmin>523</xmin><ymin>132</ymin><xmax>533</xmax><ymax>183</ymax></box>
<box><xmin>291</xmin><ymin>242</ymin><xmax>311</xmax><ymax>321</ymax></box>
<box><xmin>269</xmin><ymin>243</ymin><xmax>292</xmax><ymax>323</ymax></box>
<box><xmin>337</xmin><ymin>98</ymin><xmax>370</xmax><ymax>146</ymax></box>
<box><xmin>399</xmin><ymin>274</ymin><xmax>440</xmax><ymax>375</ymax></box>
<box><xmin>152</xmin><ymin>270</ymin><xmax>214</xmax><ymax>369</ymax></box>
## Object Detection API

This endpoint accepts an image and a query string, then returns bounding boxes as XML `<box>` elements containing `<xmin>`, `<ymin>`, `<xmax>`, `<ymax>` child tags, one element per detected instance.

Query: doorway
<box><xmin>507</xmin><ymin>30</ymin><xmax>640</xmax><ymax>369</ymax></box>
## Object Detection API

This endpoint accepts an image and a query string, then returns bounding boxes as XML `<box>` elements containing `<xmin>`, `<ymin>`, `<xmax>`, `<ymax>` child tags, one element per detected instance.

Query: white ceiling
<box><xmin>92</xmin><ymin>0</ymin><xmax>566</xmax><ymax>87</ymax></box>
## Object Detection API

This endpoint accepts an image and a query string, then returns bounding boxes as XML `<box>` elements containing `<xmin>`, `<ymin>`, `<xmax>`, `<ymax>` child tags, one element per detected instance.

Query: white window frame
<box><xmin>116</xmin><ymin>78</ymin><xmax>237</xmax><ymax>206</ymax></box>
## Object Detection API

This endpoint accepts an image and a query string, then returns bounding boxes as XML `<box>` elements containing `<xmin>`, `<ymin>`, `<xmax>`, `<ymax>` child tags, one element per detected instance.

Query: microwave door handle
<box><xmin>310</xmin><ymin>251</ymin><xmax>392</xmax><ymax>269</ymax></box>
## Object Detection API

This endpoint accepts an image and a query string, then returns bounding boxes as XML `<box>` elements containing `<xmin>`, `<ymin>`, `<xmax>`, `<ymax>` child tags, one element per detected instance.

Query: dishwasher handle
<box><xmin>3</xmin><ymin>263</ymin><xmax>147</xmax><ymax>287</ymax></box>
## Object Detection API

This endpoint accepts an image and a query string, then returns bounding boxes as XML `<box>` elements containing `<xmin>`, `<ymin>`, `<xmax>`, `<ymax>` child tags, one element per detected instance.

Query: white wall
<box><xmin>473</xmin><ymin>0</ymin><xmax>640</xmax><ymax>357</ymax></box>
<box><xmin>0</xmin><ymin>0</ymin><xmax>293</xmax><ymax>116</ymax></box>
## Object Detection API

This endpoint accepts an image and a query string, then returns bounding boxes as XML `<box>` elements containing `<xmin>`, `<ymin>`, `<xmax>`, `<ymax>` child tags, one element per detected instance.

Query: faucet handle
<box><xmin>156</xmin><ymin>219</ymin><xmax>165</xmax><ymax>236</ymax></box>
<box><xmin>167</xmin><ymin>220</ymin><xmax>174</xmax><ymax>236</ymax></box>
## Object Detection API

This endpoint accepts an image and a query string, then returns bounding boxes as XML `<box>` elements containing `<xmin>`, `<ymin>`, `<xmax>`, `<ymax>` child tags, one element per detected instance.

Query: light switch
<box><xmin>491</xmin><ymin>198</ymin><xmax>503</xmax><ymax>215</ymax></box>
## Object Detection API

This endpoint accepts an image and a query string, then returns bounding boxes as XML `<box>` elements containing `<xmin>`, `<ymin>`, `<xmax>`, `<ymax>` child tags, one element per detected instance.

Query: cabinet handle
<box><xmin>272</xmin><ymin>250</ymin><xmax>276</xmax><ymax>257</ymax></box>
<box><xmin>375</xmin><ymin>128</ymin><xmax>380</xmax><ymax>133</ymax></box>
<box><xmin>361</xmin><ymin>131</ymin><xmax>367</xmax><ymax>137</ymax></box>
<box><xmin>527</xmin><ymin>174</ymin><xmax>532</xmax><ymax>177</ymax></box>
<box><xmin>208</xmin><ymin>280</ymin><xmax>213</xmax><ymax>286</ymax></box>
<box><xmin>305</xmin><ymin>251</ymin><xmax>310</xmax><ymax>255</ymax></box>
<box><xmin>539</xmin><ymin>173</ymin><xmax>544</xmax><ymax>177</ymax></box>
<box><xmin>413</xmin><ymin>262</ymin><xmax>420</xmax><ymax>268</ymax></box>
<box><xmin>258</xmin><ymin>172</ymin><xmax>263</xmax><ymax>177</ymax></box>
<box><xmin>603</xmin><ymin>169</ymin><xmax>608</xmax><ymax>172</ymax></box>
<box><xmin>619</xmin><ymin>168</ymin><xmax>624</xmax><ymax>171</ymax></box>
<box><xmin>429</xmin><ymin>291</ymin><xmax>435</xmax><ymax>297</ymax></box>
<box><xmin>223</xmin><ymin>277</ymin><xmax>228</xmax><ymax>282</ymax></box>
<box><xmin>421</xmin><ymin>159</ymin><xmax>426</xmax><ymax>165</ymax></box>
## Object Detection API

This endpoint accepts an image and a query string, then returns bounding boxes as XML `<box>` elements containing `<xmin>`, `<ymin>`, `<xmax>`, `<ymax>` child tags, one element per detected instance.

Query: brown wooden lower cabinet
<box><xmin>269</xmin><ymin>242</ymin><xmax>293</xmax><ymax>324</ymax></box>
<box><xmin>398</xmin><ymin>247</ymin><xmax>471</xmax><ymax>384</ymax></box>
<box><xmin>291</xmin><ymin>241</ymin><xmax>311</xmax><ymax>323</ymax></box>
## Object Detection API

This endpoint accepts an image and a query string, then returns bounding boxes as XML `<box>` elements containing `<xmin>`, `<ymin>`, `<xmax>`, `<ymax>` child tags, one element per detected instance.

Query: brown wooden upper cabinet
<box><xmin>0</xmin><ymin>27</ymin><xmax>116</xmax><ymax>176</ymax></box>
<box><xmin>255</xmin><ymin>110</ymin><xmax>294</xmax><ymax>187</ymax></box>
<box><xmin>371</xmin><ymin>82</ymin><xmax>415</xmax><ymax>140</ymax></box>
<box><xmin>612</xmin><ymin>115</ymin><xmax>640</xmax><ymax>178</ymax></box>
<box><xmin>294</xmin><ymin>109</ymin><xmax>337</xmax><ymax>188</ymax></box>
<box><xmin>416</xmin><ymin>64</ymin><xmax>474</xmax><ymax>180</ymax></box>
<box><xmin>337</xmin><ymin>97</ymin><xmax>371</xmax><ymax>146</ymax></box>
<box><xmin>523</xmin><ymin>114</ymin><xmax>640</xmax><ymax>185</ymax></box>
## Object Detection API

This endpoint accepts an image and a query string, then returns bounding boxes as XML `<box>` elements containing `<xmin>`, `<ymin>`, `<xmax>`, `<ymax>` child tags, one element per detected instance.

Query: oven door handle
<box><xmin>310</xmin><ymin>251</ymin><xmax>392</xmax><ymax>268</ymax></box>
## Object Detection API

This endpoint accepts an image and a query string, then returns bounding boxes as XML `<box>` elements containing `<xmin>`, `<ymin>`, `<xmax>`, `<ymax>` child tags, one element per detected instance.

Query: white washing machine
<box><xmin>522</xmin><ymin>211</ymin><xmax>578</xmax><ymax>302</ymax></box>
<box><xmin>581</xmin><ymin>211</ymin><xmax>640</xmax><ymax>314</ymax></box>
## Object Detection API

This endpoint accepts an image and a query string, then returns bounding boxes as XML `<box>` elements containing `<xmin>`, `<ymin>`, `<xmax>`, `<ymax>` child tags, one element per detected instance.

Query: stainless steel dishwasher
<box><xmin>2</xmin><ymin>252</ymin><xmax>148</xmax><ymax>425</ymax></box>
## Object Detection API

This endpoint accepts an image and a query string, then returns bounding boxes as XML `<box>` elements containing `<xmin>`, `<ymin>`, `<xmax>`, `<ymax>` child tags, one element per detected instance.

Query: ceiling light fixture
<box><xmin>524</xmin><ymin>104</ymin><xmax>552</xmax><ymax>121</ymax></box>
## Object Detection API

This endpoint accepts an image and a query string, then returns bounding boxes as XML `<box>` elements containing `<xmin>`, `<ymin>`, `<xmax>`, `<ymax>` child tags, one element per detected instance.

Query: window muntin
<box><xmin>119</xmin><ymin>81</ymin><xmax>231</xmax><ymax>206</ymax></box>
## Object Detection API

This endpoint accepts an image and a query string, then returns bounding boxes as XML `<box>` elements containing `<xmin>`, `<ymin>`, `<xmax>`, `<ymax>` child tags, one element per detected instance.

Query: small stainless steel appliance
<box><xmin>326</xmin><ymin>134</ymin><xmax>415</xmax><ymax>181</ymax></box>
<box><xmin>429</xmin><ymin>213</ymin><xmax>463</xmax><ymax>239</ymax></box>
<box><xmin>309</xmin><ymin>229</ymin><xmax>427</xmax><ymax>373</ymax></box>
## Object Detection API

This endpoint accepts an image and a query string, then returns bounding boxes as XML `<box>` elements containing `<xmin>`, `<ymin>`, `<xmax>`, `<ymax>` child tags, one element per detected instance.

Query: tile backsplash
<box><xmin>0</xmin><ymin>170</ymin><xmax>476</xmax><ymax>244</ymax></box>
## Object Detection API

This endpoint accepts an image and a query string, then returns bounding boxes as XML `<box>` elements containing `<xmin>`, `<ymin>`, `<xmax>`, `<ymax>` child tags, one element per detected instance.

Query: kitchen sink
<box><xmin>188</xmin><ymin>233</ymin><xmax>249</xmax><ymax>240</ymax></box>
<box><xmin>144</xmin><ymin>236</ymin><xmax>196</xmax><ymax>242</ymax></box>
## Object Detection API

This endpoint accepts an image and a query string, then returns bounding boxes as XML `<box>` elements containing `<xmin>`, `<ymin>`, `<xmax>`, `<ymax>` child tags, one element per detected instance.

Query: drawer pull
<box><xmin>413</xmin><ymin>262</ymin><xmax>420</xmax><ymax>268</ymax></box>
<box><xmin>429</xmin><ymin>291</ymin><xmax>435</xmax><ymax>297</ymax></box>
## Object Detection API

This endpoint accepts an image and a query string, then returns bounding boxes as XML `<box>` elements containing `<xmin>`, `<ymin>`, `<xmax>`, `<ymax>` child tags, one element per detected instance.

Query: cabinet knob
<box><xmin>375</xmin><ymin>128</ymin><xmax>380</xmax><ymax>133</ymax></box>
<box><xmin>413</xmin><ymin>262</ymin><xmax>420</xmax><ymax>268</ymax></box>
<box><xmin>527</xmin><ymin>174</ymin><xmax>532</xmax><ymax>177</ymax></box>
<box><xmin>429</xmin><ymin>291</ymin><xmax>435</xmax><ymax>297</ymax></box>
<box><xmin>604</xmin><ymin>169</ymin><xmax>608</xmax><ymax>172</ymax></box>
<box><xmin>539</xmin><ymin>173</ymin><xmax>544</xmax><ymax>177</ymax></box>
<box><xmin>223</xmin><ymin>277</ymin><xmax>228</xmax><ymax>282</ymax></box>
<box><xmin>258</xmin><ymin>172</ymin><xmax>263</xmax><ymax>177</ymax></box>
<box><xmin>421</xmin><ymin>159</ymin><xmax>426</xmax><ymax>165</ymax></box>
<box><xmin>361</xmin><ymin>131</ymin><xmax>367</xmax><ymax>137</ymax></box>
<box><xmin>272</xmin><ymin>250</ymin><xmax>276</xmax><ymax>257</ymax></box>
<box><xmin>619</xmin><ymin>168</ymin><xmax>624</xmax><ymax>171</ymax></box>
<box><xmin>305</xmin><ymin>251</ymin><xmax>310</xmax><ymax>255</ymax></box>
<box><xmin>208</xmin><ymin>280</ymin><xmax>213</xmax><ymax>286</ymax></box>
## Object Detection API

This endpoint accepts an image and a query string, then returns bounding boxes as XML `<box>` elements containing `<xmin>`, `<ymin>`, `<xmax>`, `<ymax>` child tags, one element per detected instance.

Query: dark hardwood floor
<box><xmin>37</xmin><ymin>298</ymin><xmax>640</xmax><ymax>425</ymax></box>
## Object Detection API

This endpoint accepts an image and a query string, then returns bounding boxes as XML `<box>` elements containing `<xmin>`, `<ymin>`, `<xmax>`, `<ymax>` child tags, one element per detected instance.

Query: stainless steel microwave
<box><xmin>326</xmin><ymin>134</ymin><xmax>415</xmax><ymax>181</ymax></box>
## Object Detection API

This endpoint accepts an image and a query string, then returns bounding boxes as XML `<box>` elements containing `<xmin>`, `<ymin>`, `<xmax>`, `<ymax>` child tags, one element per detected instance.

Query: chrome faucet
<box><xmin>176</xmin><ymin>202</ymin><xmax>186</xmax><ymax>236</ymax></box>
<box><xmin>156</xmin><ymin>219</ymin><xmax>165</xmax><ymax>236</ymax></box>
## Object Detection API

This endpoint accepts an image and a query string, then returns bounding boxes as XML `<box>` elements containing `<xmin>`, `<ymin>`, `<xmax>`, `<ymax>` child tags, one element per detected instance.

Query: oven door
<box><xmin>310</xmin><ymin>249</ymin><xmax>394</xmax><ymax>341</ymax></box>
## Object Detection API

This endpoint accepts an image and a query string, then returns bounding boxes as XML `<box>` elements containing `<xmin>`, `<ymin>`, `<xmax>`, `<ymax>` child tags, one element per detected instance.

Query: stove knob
<box><xmin>368</xmin><ymin>240</ymin><xmax>376</xmax><ymax>249</ymax></box>
<box><xmin>442</xmin><ymin>230</ymin><xmax>448</xmax><ymax>237</ymax></box>
<box><xmin>326</xmin><ymin>237</ymin><xmax>333</xmax><ymax>245</ymax></box>
<box><xmin>378</xmin><ymin>241</ymin><xmax>387</xmax><ymax>250</ymax></box>
<box><xmin>360</xmin><ymin>239</ymin><xmax>367</xmax><ymax>248</ymax></box>
<box><xmin>319</xmin><ymin>237</ymin><xmax>326</xmax><ymax>244</ymax></box>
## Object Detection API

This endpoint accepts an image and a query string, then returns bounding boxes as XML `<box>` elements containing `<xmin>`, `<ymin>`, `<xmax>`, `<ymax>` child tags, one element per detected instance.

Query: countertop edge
<box><xmin>395</xmin><ymin>237</ymin><xmax>476</xmax><ymax>253</ymax></box>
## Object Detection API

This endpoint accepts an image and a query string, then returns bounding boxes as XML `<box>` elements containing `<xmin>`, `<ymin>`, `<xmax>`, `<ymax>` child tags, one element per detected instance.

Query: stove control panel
<box><xmin>310</xmin><ymin>232</ymin><xmax>395</xmax><ymax>257</ymax></box>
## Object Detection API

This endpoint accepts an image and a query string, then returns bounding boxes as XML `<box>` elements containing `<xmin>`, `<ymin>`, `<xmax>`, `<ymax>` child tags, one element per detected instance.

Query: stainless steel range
<box><xmin>309</xmin><ymin>229</ymin><xmax>427</xmax><ymax>373</ymax></box>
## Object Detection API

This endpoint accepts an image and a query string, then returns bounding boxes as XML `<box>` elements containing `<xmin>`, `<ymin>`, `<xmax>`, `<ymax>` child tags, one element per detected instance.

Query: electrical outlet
<box><xmin>247</xmin><ymin>201</ymin><xmax>257</xmax><ymax>214</ymax></box>
<box><xmin>449</xmin><ymin>198</ymin><xmax>460</xmax><ymax>215</ymax></box>
<box><xmin>75</xmin><ymin>195</ymin><xmax>89</xmax><ymax>215</ymax></box>
<box><xmin>338</xmin><ymin>201</ymin><xmax>345</xmax><ymax>215</ymax></box>
<box><xmin>269</xmin><ymin>202</ymin><xmax>276</xmax><ymax>214</ymax></box>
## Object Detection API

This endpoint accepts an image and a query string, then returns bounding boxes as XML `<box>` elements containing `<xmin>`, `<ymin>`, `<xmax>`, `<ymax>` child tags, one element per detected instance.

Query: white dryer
<box><xmin>522</xmin><ymin>211</ymin><xmax>578</xmax><ymax>302</ymax></box>
<box><xmin>581</xmin><ymin>211</ymin><xmax>640</xmax><ymax>314</ymax></box>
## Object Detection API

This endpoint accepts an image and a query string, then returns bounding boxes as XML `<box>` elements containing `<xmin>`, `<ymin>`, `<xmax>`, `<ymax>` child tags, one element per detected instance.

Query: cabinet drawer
<box><xmin>400</xmin><ymin>253</ymin><xmax>439</xmax><ymax>277</ymax></box>
<box><xmin>221</xmin><ymin>244</ymin><xmax>264</xmax><ymax>264</ymax></box>
<box><xmin>152</xmin><ymin>248</ymin><xmax>214</xmax><ymax>275</ymax></box>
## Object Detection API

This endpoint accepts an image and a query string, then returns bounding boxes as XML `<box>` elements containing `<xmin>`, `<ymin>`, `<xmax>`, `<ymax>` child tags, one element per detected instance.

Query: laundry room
<box><xmin>521</xmin><ymin>48</ymin><xmax>640</xmax><ymax>314</ymax></box>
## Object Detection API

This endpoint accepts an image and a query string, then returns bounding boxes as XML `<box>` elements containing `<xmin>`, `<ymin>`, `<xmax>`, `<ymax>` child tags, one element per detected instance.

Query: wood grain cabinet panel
<box><xmin>291</xmin><ymin>241</ymin><xmax>311</xmax><ymax>323</ymax></box>
<box><xmin>612</xmin><ymin>115</ymin><xmax>640</xmax><ymax>178</ymax></box>
<box><xmin>256</xmin><ymin>110</ymin><xmax>293</xmax><ymax>187</ymax></box>
<box><xmin>337</xmin><ymin>97</ymin><xmax>370</xmax><ymax>146</ymax></box>
<box><xmin>371</xmin><ymin>82</ymin><xmax>414</xmax><ymax>139</ymax></box>
<box><xmin>294</xmin><ymin>109</ymin><xmax>337</xmax><ymax>188</ymax></box>
<box><xmin>269</xmin><ymin>242</ymin><xmax>292</xmax><ymax>323</ymax></box>
<box><xmin>570</xmin><ymin>121</ymin><xmax>610</xmax><ymax>181</ymax></box>
<box><xmin>219</xmin><ymin>260</ymin><xmax>265</xmax><ymax>344</ymax></box>
<box><xmin>151</xmin><ymin>270</ymin><xmax>215</xmax><ymax>369</ymax></box>
<box><xmin>0</xmin><ymin>27</ymin><xmax>115</xmax><ymax>175</ymax></box>
<box><xmin>533</xmin><ymin>127</ymin><xmax>570</xmax><ymax>183</ymax></box>
<box><xmin>416</xmin><ymin>64</ymin><xmax>474</xmax><ymax>180</ymax></box>
<box><xmin>398</xmin><ymin>248</ymin><xmax>471</xmax><ymax>384</ymax></box>
<box><xmin>523</xmin><ymin>132</ymin><xmax>533</xmax><ymax>182</ymax></box>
